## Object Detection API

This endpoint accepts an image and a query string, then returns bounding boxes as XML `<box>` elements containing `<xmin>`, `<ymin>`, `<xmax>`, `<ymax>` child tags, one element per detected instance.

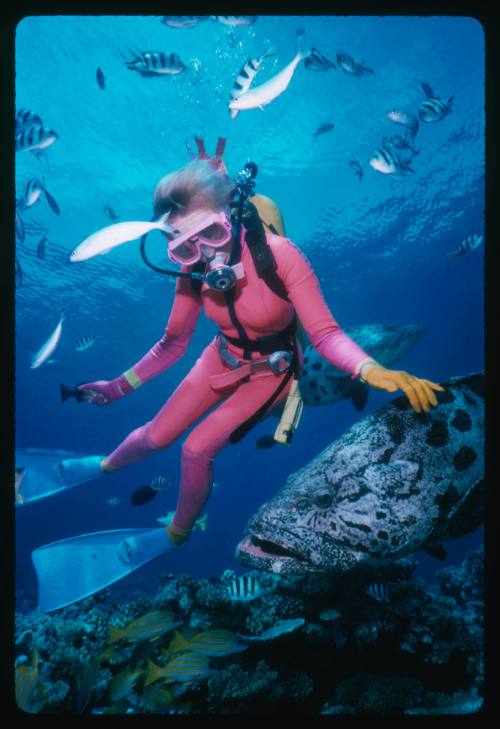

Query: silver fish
<box><xmin>150</xmin><ymin>475</ymin><xmax>171</xmax><ymax>492</ymax></box>
<box><xmin>15</xmin><ymin>125</ymin><xmax>58</xmax><ymax>152</ymax></box>
<box><xmin>419</xmin><ymin>82</ymin><xmax>453</xmax><ymax>122</ymax></box>
<box><xmin>36</xmin><ymin>234</ymin><xmax>47</xmax><ymax>260</ymax></box>
<box><xmin>387</xmin><ymin>109</ymin><xmax>419</xmax><ymax>138</ymax></box>
<box><xmin>313</xmin><ymin>122</ymin><xmax>335</xmax><ymax>139</ymax></box>
<box><xmin>229</xmin><ymin>31</ymin><xmax>308</xmax><ymax>112</ymax></box>
<box><xmin>15</xmin><ymin>108</ymin><xmax>43</xmax><ymax>132</ymax></box>
<box><xmin>349</xmin><ymin>158</ymin><xmax>364</xmax><ymax>181</ymax></box>
<box><xmin>212</xmin><ymin>16</ymin><xmax>257</xmax><ymax>26</ymax></box>
<box><xmin>30</xmin><ymin>309</ymin><xmax>65</xmax><ymax>369</ymax></box>
<box><xmin>229</xmin><ymin>48</ymin><xmax>276</xmax><ymax>120</ymax></box>
<box><xmin>336</xmin><ymin>51</ymin><xmax>374</xmax><ymax>76</ymax></box>
<box><xmin>70</xmin><ymin>218</ymin><xmax>172</xmax><ymax>262</ymax></box>
<box><xmin>300</xmin><ymin>324</ymin><xmax>427</xmax><ymax>408</ymax></box>
<box><xmin>304</xmin><ymin>47</ymin><xmax>335</xmax><ymax>71</ymax></box>
<box><xmin>238</xmin><ymin>618</ymin><xmax>305</xmax><ymax>642</ymax></box>
<box><xmin>74</xmin><ymin>335</ymin><xmax>97</xmax><ymax>352</ymax></box>
<box><xmin>125</xmin><ymin>51</ymin><xmax>186</xmax><ymax>76</ymax></box>
<box><xmin>221</xmin><ymin>574</ymin><xmax>273</xmax><ymax>602</ymax></box>
<box><xmin>237</xmin><ymin>372</ymin><xmax>484</xmax><ymax>575</ymax></box>
<box><xmin>161</xmin><ymin>16</ymin><xmax>208</xmax><ymax>28</ymax></box>
<box><xmin>369</xmin><ymin>146</ymin><xmax>414</xmax><ymax>175</ymax></box>
<box><xmin>448</xmin><ymin>234</ymin><xmax>483</xmax><ymax>262</ymax></box>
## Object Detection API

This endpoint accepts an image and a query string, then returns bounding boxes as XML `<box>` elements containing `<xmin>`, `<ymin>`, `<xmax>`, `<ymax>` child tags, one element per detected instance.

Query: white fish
<box><xmin>387</xmin><ymin>109</ymin><xmax>419</xmax><ymax>138</ymax></box>
<box><xmin>150</xmin><ymin>475</ymin><xmax>171</xmax><ymax>492</ymax></box>
<box><xmin>369</xmin><ymin>147</ymin><xmax>414</xmax><ymax>175</ymax></box>
<box><xmin>229</xmin><ymin>31</ymin><xmax>308</xmax><ymax>112</ymax></box>
<box><xmin>15</xmin><ymin>125</ymin><xmax>58</xmax><ymax>152</ymax></box>
<box><xmin>448</xmin><ymin>234</ymin><xmax>483</xmax><ymax>261</ymax></box>
<box><xmin>70</xmin><ymin>218</ymin><xmax>172</xmax><ymax>262</ymax></box>
<box><xmin>229</xmin><ymin>48</ymin><xmax>276</xmax><ymax>120</ymax></box>
<box><xmin>30</xmin><ymin>310</ymin><xmax>65</xmax><ymax>369</ymax></box>
<box><xmin>212</xmin><ymin>16</ymin><xmax>257</xmax><ymax>26</ymax></box>
<box><xmin>74</xmin><ymin>335</ymin><xmax>97</xmax><ymax>352</ymax></box>
<box><xmin>220</xmin><ymin>574</ymin><xmax>273</xmax><ymax>602</ymax></box>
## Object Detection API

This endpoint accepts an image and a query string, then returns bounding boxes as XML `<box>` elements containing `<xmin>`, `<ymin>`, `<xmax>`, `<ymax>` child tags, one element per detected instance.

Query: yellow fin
<box><xmin>196</xmin><ymin>513</ymin><xmax>208</xmax><ymax>531</ymax></box>
<box><xmin>144</xmin><ymin>659</ymin><xmax>162</xmax><ymax>687</ymax></box>
<box><xmin>169</xmin><ymin>630</ymin><xmax>191</xmax><ymax>654</ymax></box>
<box><xmin>108</xmin><ymin>625</ymin><xmax>124</xmax><ymax>644</ymax></box>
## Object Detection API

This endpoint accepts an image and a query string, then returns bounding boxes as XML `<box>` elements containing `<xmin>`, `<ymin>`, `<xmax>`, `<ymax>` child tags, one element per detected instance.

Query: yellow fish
<box><xmin>108</xmin><ymin>669</ymin><xmax>143</xmax><ymax>702</ymax></box>
<box><xmin>171</xmin><ymin>629</ymin><xmax>247</xmax><ymax>657</ymax></box>
<box><xmin>145</xmin><ymin>652</ymin><xmax>212</xmax><ymax>686</ymax></box>
<box><xmin>15</xmin><ymin>648</ymin><xmax>44</xmax><ymax>712</ymax></box>
<box><xmin>15</xmin><ymin>467</ymin><xmax>26</xmax><ymax>505</ymax></box>
<box><xmin>108</xmin><ymin>610</ymin><xmax>182</xmax><ymax>644</ymax></box>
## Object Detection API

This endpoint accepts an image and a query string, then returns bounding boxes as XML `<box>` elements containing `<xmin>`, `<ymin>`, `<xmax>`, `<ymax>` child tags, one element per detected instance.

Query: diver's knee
<box><xmin>181</xmin><ymin>439</ymin><xmax>213</xmax><ymax>467</ymax></box>
<box><xmin>143</xmin><ymin>422</ymin><xmax>168</xmax><ymax>450</ymax></box>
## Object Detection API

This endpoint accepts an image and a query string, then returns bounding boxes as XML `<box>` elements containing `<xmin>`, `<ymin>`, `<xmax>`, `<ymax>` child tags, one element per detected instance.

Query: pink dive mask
<box><xmin>167</xmin><ymin>211</ymin><xmax>232</xmax><ymax>265</ymax></box>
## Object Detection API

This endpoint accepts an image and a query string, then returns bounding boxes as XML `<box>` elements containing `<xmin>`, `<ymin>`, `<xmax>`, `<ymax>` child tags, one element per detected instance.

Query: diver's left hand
<box><xmin>362</xmin><ymin>365</ymin><xmax>445</xmax><ymax>413</ymax></box>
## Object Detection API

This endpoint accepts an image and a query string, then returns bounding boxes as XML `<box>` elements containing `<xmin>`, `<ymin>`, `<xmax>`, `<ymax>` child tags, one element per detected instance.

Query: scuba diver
<box><xmin>53</xmin><ymin>137</ymin><xmax>444</xmax><ymax>555</ymax></box>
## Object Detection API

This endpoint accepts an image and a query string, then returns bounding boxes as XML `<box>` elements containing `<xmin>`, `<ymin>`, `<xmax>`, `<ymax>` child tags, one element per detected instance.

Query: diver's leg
<box><xmin>168</xmin><ymin>371</ymin><xmax>292</xmax><ymax>544</ymax></box>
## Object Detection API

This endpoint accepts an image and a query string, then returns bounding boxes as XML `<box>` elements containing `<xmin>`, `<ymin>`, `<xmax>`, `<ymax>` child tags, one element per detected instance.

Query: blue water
<box><xmin>15</xmin><ymin>15</ymin><xmax>484</xmax><ymax>603</ymax></box>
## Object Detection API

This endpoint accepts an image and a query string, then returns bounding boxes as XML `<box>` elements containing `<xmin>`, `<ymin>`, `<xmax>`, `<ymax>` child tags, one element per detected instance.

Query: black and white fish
<box><xmin>313</xmin><ymin>122</ymin><xmax>335</xmax><ymax>140</ymax></box>
<box><xmin>107</xmin><ymin>496</ymin><xmax>122</xmax><ymax>506</ymax></box>
<box><xmin>229</xmin><ymin>30</ymin><xmax>309</xmax><ymax>113</ymax></box>
<box><xmin>36</xmin><ymin>234</ymin><xmax>47</xmax><ymax>260</ymax></box>
<box><xmin>30</xmin><ymin>310</ymin><xmax>65</xmax><ymax>370</ymax></box>
<box><xmin>73</xmin><ymin>335</ymin><xmax>97</xmax><ymax>352</ymax></box>
<box><xmin>96</xmin><ymin>67</ymin><xmax>106</xmax><ymax>90</ymax></box>
<box><xmin>300</xmin><ymin>324</ymin><xmax>426</xmax><ymax>408</ymax></box>
<box><xmin>382</xmin><ymin>134</ymin><xmax>418</xmax><ymax>156</ymax></box>
<box><xmin>16</xmin><ymin>179</ymin><xmax>43</xmax><ymax>211</ymax></box>
<box><xmin>369</xmin><ymin>147</ymin><xmax>414</xmax><ymax>175</ymax></box>
<box><xmin>304</xmin><ymin>47</ymin><xmax>336</xmax><ymax>71</ymax></box>
<box><xmin>367</xmin><ymin>582</ymin><xmax>391</xmax><ymax>603</ymax></box>
<box><xmin>150</xmin><ymin>475</ymin><xmax>171</xmax><ymax>492</ymax></box>
<box><xmin>15</xmin><ymin>257</ymin><xmax>23</xmax><ymax>287</ymax></box>
<box><xmin>229</xmin><ymin>48</ymin><xmax>276</xmax><ymax>120</ymax></box>
<box><xmin>15</xmin><ymin>212</ymin><xmax>26</xmax><ymax>242</ymax></box>
<box><xmin>419</xmin><ymin>82</ymin><xmax>453</xmax><ymax>123</ymax></box>
<box><xmin>336</xmin><ymin>51</ymin><xmax>373</xmax><ymax>76</ymax></box>
<box><xmin>349</xmin><ymin>159</ymin><xmax>364</xmax><ymax>181</ymax></box>
<box><xmin>125</xmin><ymin>51</ymin><xmax>186</xmax><ymax>77</ymax></box>
<box><xmin>15</xmin><ymin>125</ymin><xmax>58</xmax><ymax>152</ymax></box>
<box><xmin>387</xmin><ymin>109</ymin><xmax>419</xmax><ymax>138</ymax></box>
<box><xmin>448</xmin><ymin>234</ymin><xmax>483</xmax><ymax>262</ymax></box>
<box><xmin>212</xmin><ymin>16</ymin><xmax>257</xmax><ymax>26</ymax></box>
<box><xmin>15</xmin><ymin>108</ymin><xmax>43</xmax><ymax>133</ymax></box>
<box><xmin>238</xmin><ymin>372</ymin><xmax>484</xmax><ymax>575</ymax></box>
<box><xmin>103</xmin><ymin>205</ymin><xmax>119</xmax><ymax>220</ymax></box>
<box><xmin>161</xmin><ymin>16</ymin><xmax>208</xmax><ymax>28</ymax></box>
<box><xmin>220</xmin><ymin>574</ymin><xmax>274</xmax><ymax>602</ymax></box>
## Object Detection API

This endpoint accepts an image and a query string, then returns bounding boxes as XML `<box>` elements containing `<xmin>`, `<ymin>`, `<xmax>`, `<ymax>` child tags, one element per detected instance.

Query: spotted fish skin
<box><xmin>300</xmin><ymin>324</ymin><xmax>427</xmax><ymax>407</ymax></box>
<box><xmin>237</xmin><ymin>373</ymin><xmax>484</xmax><ymax>575</ymax></box>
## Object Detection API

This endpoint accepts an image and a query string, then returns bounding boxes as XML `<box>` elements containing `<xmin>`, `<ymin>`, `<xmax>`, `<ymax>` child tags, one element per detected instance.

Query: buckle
<box><xmin>267</xmin><ymin>350</ymin><xmax>292</xmax><ymax>375</ymax></box>
<box><xmin>217</xmin><ymin>334</ymin><xmax>241</xmax><ymax>369</ymax></box>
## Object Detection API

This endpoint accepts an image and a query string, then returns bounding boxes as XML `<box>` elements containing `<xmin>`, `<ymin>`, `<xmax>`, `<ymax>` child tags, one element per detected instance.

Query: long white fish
<box><xmin>229</xmin><ymin>48</ymin><xmax>276</xmax><ymax>120</ymax></box>
<box><xmin>30</xmin><ymin>310</ymin><xmax>65</xmax><ymax>369</ymax></box>
<box><xmin>70</xmin><ymin>218</ymin><xmax>172</xmax><ymax>262</ymax></box>
<box><xmin>229</xmin><ymin>31</ymin><xmax>308</xmax><ymax>112</ymax></box>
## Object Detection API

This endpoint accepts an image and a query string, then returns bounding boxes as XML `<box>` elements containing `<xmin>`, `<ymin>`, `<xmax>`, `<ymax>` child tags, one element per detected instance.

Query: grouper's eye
<box><xmin>294</xmin><ymin>498</ymin><xmax>310</xmax><ymax>514</ymax></box>
<box><xmin>313</xmin><ymin>490</ymin><xmax>333</xmax><ymax>509</ymax></box>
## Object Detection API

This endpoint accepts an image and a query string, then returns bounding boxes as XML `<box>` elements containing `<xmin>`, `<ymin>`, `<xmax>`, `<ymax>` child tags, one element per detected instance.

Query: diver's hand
<box><xmin>77</xmin><ymin>376</ymin><xmax>133</xmax><ymax>405</ymax></box>
<box><xmin>362</xmin><ymin>365</ymin><xmax>445</xmax><ymax>414</ymax></box>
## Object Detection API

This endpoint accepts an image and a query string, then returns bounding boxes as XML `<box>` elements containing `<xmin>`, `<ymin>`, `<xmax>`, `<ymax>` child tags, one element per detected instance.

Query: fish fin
<box><xmin>258</xmin><ymin>105</ymin><xmax>265</xmax><ymax>111</ymax></box>
<box><xmin>144</xmin><ymin>660</ymin><xmax>161</xmax><ymax>687</ymax></box>
<box><xmin>196</xmin><ymin>513</ymin><xmax>208</xmax><ymax>531</ymax></box>
<box><xmin>423</xmin><ymin>544</ymin><xmax>448</xmax><ymax>561</ymax></box>
<box><xmin>350</xmin><ymin>380</ymin><xmax>369</xmax><ymax>411</ymax></box>
<box><xmin>446</xmin><ymin>478</ymin><xmax>484</xmax><ymax>539</ymax></box>
<box><xmin>447</xmin><ymin>95</ymin><xmax>454</xmax><ymax>107</ymax></box>
<box><xmin>169</xmin><ymin>630</ymin><xmax>190</xmax><ymax>653</ymax></box>
<box><xmin>256</xmin><ymin>435</ymin><xmax>278</xmax><ymax>449</ymax></box>
<box><xmin>262</xmin><ymin>46</ymin><xmax>277</xmax><ymax>59</ymax></box>
<box><xmin>421</xmin><ymin>81</ymin><xmax>434</xmax><ymax>98</ymax></box>
<box><xmin>42</xmin><ymin>179</ymin><xmax>61</xmax><ymax>215</ymax></box>
<box><xmin>108</xmin><ymin>625</ymin><xmax>123</xmax><ymax>644</ymax></box>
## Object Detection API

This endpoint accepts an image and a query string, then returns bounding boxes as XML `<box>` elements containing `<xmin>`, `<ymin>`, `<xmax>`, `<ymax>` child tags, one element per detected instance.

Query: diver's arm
<box><xmin>274</xmin><ymin>238</ymin><xmax>373</xmax><ymax>378</ymax></box>
<box><xmin>78</xmin><ymin>276</ymin><xmax>202</xmax><ymax>404</ymax></box>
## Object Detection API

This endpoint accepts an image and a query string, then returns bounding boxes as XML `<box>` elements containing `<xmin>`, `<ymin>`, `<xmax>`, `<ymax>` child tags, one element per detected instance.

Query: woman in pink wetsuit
<box><xmin>57</xmin><ymin>158</ymin><xmax>444</xmax><ymax>548</ymax></box>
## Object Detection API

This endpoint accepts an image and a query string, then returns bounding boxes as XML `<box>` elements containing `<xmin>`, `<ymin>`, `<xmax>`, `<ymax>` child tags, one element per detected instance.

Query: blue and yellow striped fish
<box><xmin>108</xmin><ymin>610</ymin><xmax>182</xmax><ymax>644</ymax></box>
<box><xmin>145</xmin><ymin>653</ymin><xmax>212</xmax><ymax>686</ymax></box>
<box><xmin>172</xmin><ymin>629</ymin><xmax>247</xmax><ymax>657</ymax></box>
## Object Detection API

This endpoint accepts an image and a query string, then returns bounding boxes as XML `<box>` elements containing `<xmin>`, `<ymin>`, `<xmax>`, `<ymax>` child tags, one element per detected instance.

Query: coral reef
<box><xmin>15</xmin><ymin>547</ymin><xmax>483</xmax><ymax>715</ymax></box>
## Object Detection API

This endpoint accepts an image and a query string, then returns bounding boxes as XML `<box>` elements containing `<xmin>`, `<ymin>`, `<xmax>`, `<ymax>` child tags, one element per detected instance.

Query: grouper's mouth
<box><xmin>236</xmin><ymin>531</ymin><xmax>321</xmax><ymax>574</ymax></box>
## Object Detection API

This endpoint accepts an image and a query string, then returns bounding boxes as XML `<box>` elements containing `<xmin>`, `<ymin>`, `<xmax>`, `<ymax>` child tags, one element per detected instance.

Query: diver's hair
<box><xmin>153</xmin><ymin>159</ymin><xmax>235</xmax><ymax>218</ymax></box>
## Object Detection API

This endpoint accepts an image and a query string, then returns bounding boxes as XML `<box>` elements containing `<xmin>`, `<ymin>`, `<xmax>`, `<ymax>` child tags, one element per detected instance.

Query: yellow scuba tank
<box><xmin>250</xmin><ymin>193</ymin><xmax>306</xmax><ymax>446</ymax></box>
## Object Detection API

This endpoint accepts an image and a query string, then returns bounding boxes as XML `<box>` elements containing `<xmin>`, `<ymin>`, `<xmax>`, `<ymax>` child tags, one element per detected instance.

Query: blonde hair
<box><xmin>153</xmin><ymin>159</ymin><xmax>234</xmax><ymax>219</ymax></box>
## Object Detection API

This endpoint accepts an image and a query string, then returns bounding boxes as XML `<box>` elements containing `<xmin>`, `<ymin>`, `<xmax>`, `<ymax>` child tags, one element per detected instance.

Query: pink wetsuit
<box><xmin>105</xmin><ymin>231</ymin><xmax>371</xmax><ymax>534</ymax></box>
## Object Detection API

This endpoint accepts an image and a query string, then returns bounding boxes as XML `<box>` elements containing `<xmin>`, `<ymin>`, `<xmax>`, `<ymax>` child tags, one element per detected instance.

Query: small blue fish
<box><xmin>367</xmin><ymin>582</ymin><xmax>390</xmax><ymax>603</ymax></box>
<box><xmin>36</xmin><ymin>234</ymin><xmax>47</xmax><ymax>260</ymax></box>
<box><xmin>16</xmin><ymin>212</ymin><xmax>25</xmax><ymax>242</ymax></box>
<box><xmin>336</xmin><ymin>51</ymin><xmax>373</xmax><ymax>76</ymax></box>
<box><xmin>304</xmin><ymin>48</ymin><xmax>336</xmax><ymax>71</ymax></box>
<box><xmin>73</xmin><ymin>335</ymin><xmax>97</xmax><ymax>352</ymax></box>
<box><xmin>96</xmin><ymin>67</ymin><xmax>106</xmax><ymax>90</ymax></box>
<box><xmin>103</xmin><ymin>205</ymin><xmax>119</xmax><ymax>220</ymax></box>
<box><xmin>349</xmin><ymin>159</ymin><xmax>364</xmax><ymax>181</ymax></box>
<box><xmin>313</xmin><ymin>122</ymin><xmax>335</xmax><ymax>140</ymax></box>
<box><xmin>15</xmin><ymin>257</ymin><xmax>23</xmax><ymax>287</ymax></box>
<box><xmin>107</xmin><ymin>496</ymin><xmax>122</xmax><ymax>506</ymax></box>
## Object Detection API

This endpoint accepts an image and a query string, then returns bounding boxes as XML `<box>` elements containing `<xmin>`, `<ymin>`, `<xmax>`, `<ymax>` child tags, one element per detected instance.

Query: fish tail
<box><xmin>109</xmin><ymin>625</ymin><xmax>123</xmax><ymax>644</ymax></box>
<box><xmin>144</xmin><ymin>660</ymin><xmax>161</xmax><ymax>687</ymax></box>
<box><xmin>60</xmin><ymin>383</ymin><xmax>74</xmax><ymax>403</ymax></box>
